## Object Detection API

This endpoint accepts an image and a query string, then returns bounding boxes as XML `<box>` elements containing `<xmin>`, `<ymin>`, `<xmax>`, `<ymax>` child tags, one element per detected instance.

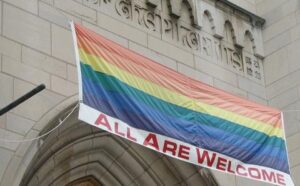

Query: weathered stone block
<box><xmin>52</xmin><ymin>24</ymin><xmax>75</xmax><ymax>64</ymax></box>
<box><xmin>51</xmin><ymin>76</ymin><xmax>78</xmax><ymax>96</ymax></box>
<box><xmin>6</xmin><ymin>113</ymin><xmax>35</xmax><ymax>136</ymax></box>
<box><xmin>41</xmin><ymin>0</ymin><xmax>53</xmax><ymax>5</ymax></box>
<box><xmin>0</xmin><ymin>2</ymin><xmax>2</xmax><ymax>35</ymax></box>
<box><xmin>0</xmin><ymin>155</ymin><xmax>22</xmax><ymax>186</ymax></box>
<box><xmin>210</xmin><ymin>170</ymin><xmax>236</xmax><ymax>186</ymax></box>
<box><xmin>97</xmin><ymin>12</ymin><xmax>147</xmax><ymax>46</ymax></box>
<box><xmin>266</xmin><ymin>68</ymin><xmax>300</xmax><ymax>99</ymax></box>
<box><xmin>264</xmin><ymin>31</ymin><xmax>291</xmax><ymax>56</ymax></box>
<box><xmin>54</xmin><ymin>0</ymin><xmax>97</xmax><ymax>23</ymax></box>
<box><xmin>39</xmin><ymin>2</ymin><xmax>80</xmax><ymax>29</ymax></box>
<box><xmin>260</xmin><ymin>0</ymin><xmax>299</xmax><ymax>27</ymax></box>
<box><xmin>185</xmin><ymin>172</ymin><xmax>207</xmax><ymax>185</ymax></box>
<box><xmin>291</xmin><ymin>164</ymin><xmax>300</xmax><ymax>185</ymax></box>
<box><xmin>0</xmin><ymin>36</ymin><xmax>22</xmax><ymax>61</ymax></box>
<box><xmin>236</xmin><ymin>176</ymin><xmax>271</xmax><ymax>186</ymax></box>
<box><xmin>3</xmin><ymin>4</ymin><xmax>51</xmax><ymax>54</ymax></box>
<box><xmin>22</xmin><ymin>46</ymin><xmax>67</xmax><ymax>78</ymax></box>
<box><xmin>291</xmin><ymin>24</ymin><xmax>300</xmax><ymax>42</ymax></box>
<box><xmin>289</xmin><ymin>147</ymin><xmax>300</xmax><ymax>167</ymax></box>
<box><xmin>238</xmin><ymin>76</ymin><xmax>266</xmax><ymax>99</ymax></box>
<box><xmin>296</xmin><ymin>9</ymin><xmax>300</xmax><ymax>23</ymax></box>
<box><xmin>0</xmin><ymin>129</ymin><xmax>23</xmax><ymax>150</ymax></box>
<box><xmin>0</xmin><ymin>73</ymin><xmax>13</xmax><ymax>109</ymax></box>
<box><xmin>67</xmin><ymin>64</ymin><xmax>78</xmax><ymax>83</ymax></box>
<box><xmin>2</xmin><ymin>56</ymin><xmax>51</xmax><ymax>88</ymax></box>
<box><xmin>128</xmin><ymin>41</ymin><xmax>177</xmax><ymax>71</ymax></box>
<box><xmin>13</xmin><ymin>79</ymin><xmax>65</xmax><ymax>121</ymax></box>
<box><xmin>247</xmin><ymin>93</ymin><xmax>268</xmax><ymax>105</ymax></box>
<box><xmin>214</xmin><ymin>78</ymin><xmax>247</xmax><ymax>98</ymax></box>
<box><xmin>282</xmin><ymin>109</ymin><xmax>300</xmax><ymax>136</ymax></box>
<box><xmin>263</xmin><ymin>48</ymin><xmax>289</xmax><ymax>85</ymax></box>
<box><xmin>178</xmin><ymin>63</ymin><xmax>214</xmax><ymax>85</ymax></box>
<box><xmin>269</xmin><ymin>87</ymin><xmax>299</xmax><ymax>109</ymax></box>
<box><xmin>287</xmin><ymin>132</ymin><xmax>300</xmax><ymax>152</ymax></box>
<box><xmin>228</xmin><ymin>0</ymin><xmax>256</xmax><ymax>13</ymax></box>
<box><xmin>148</xmin><ymin>158</ymin><xmax>179</xmax><ymax>185</ymax></box>
<box><xmin>262</xmin><ymin>13</ymin><xmax>296</xmax><ymax>42</ymax></box>
<box><xmin>0</xmin><ymin>115</ymin><xmax>6</xmax><ymax>129</ymax></box>
<box><xmin>15</xmin><ymin>130</ymin><xmax>39</xmax><ymax>157</ymax></box>
<box><xmin>287</xmin><ymin>41</ymin><xmax>300</xmax><ymax>73</ymax></box>
<box><xmin>0</xmin><ymin>148</ymin><xmax>13</xmax><ymax>181</ymax></box>
<box><xmin>195</xmin><ymin>56</ymin><xmax>238</xmax><ymax>86</ymax></box>
<box><xmin>3</xmin><ymin>0</ymin><xmax>38</xmax><ymax>14</ymax></box>
<box><xmin>83</xmin><ymin>21</ymin><xmax>128</xmax><ymax>48</ymax></box>
<box><xmin>256</xmin><ymin>0</ymin><xmax>286</xmax><ymax>16</ymax></box>
<box><xmin>252</xmin><ymin>28</ymin><xmax>265</xmax><ymax>57</ymax></box>
<box><xmin>148</xmin><ymin>36</ymin><xmax>194</xmax><ymax>67</ymax></box>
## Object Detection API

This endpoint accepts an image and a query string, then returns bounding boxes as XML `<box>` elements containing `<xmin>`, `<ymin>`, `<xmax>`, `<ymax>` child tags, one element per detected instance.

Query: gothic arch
<box><xmin>18</xmin><ymin>102</ymin><xmax>218</xmax><ymax>186</ymax></box>
<box><xmin>223</xmin><ymin>20</ymin><xmax>237</xmax><ymax>44</ymax></box>
<box><xmin>244</xmin><ymin>30</ymin><xmax>256</xmax><ymax>54</ymax></box>
<box><xmin>202</xmin><ymin>10</ymin><xmax>215</xmax><ymax>34</ymax></box>
<box><xmin>168</xmin><ymin>0</ymin><xmax>200</xmax><ymax>28</ymax></box>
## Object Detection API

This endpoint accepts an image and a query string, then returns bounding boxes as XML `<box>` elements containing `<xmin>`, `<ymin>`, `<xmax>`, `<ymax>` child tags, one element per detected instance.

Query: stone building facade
<box><xmin>0</xmin><ymin>0</ymin><xmax>299</xmax><ymax>185</ymax></box>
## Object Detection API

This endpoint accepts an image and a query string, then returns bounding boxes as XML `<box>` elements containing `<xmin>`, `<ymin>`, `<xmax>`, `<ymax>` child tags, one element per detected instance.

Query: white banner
<box><xmin>79</xmin><ymin>103</ymin><xmax>294</xmax><ymax>186</ymax></box>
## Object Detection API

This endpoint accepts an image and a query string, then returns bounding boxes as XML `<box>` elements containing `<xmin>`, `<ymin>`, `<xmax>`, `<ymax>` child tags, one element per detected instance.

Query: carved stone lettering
<box><xmin>253</xmin><ymin>59</ymin><xmax>262</xmax><ymax>80</ymax></box>
<box><xmin>83</xmin><ymin>0</ymin><xmax>264</xmax><ymax>83</ymax></box>
<box><xmin>163</xmin><ymin>19</ymin><xmax>178</xmax><ymax>41</ymax></box>
<box><xmin>144</xmin><ymin>12</ymin><xmax>157</xmax><ymax>31</ymax></box>
<box><xmin>255</xmin><ymin>71</ymin><xmax>261</xmax><ymax>80</ymax></box>
<box><xmin>232</xmin><ymin>50</ymin><xmax>243</xmax><ymax>72</ymax></box>
<box><xmin>84</xmin><ymin>0</ymin><xmax>100</xmax><ymax>6</ymax></box>
<box><xmin>244</xmin><ymin>55</ymin><xmax>262</xmax><ymax>81</ymax></box>
<box><xmin>201</xmin><ymin>36</ymin><xmax>212</xmax><ymax>57</ymax></box>
<box><xmin>116</xmin><ymin>0</ymin><xmax>132</xmax><ymax>19</ymax></box>
<box><xmin>84</xmin><ymin>0</ymin><xmax>111</xmax><ymax>7</ymax></box>
<box><xmin>245</xmin><ymin>57</ymin><xmax>253</xmax><ymax>76</ymax></box>
<box><xmin>146</xmin><ymin>0</ymin><xmax>159</xmax><ymax>8</ymax></box>
<box><xmin>186</xmin><ymin>32</ymin><xmax>200</xmax><ymax>50</ymax></box>
<box><xmin>214</xmin><ymin>40</ymin><xmax>222</xmax><ymax>62</ymax></box>
<box><xmin>180</xmin><ymin>25</ymin><xmax>200</xmax><ymax>50</ymax></box>
<box><xmin>134</xmin><ymin>5</ymin><xmax>161</xmax><ymax>32</ymax></box>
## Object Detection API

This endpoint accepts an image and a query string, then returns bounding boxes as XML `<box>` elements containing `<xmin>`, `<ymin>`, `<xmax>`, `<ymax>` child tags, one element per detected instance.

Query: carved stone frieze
<box><xmin>180</xmin><ymin>26</ymin><xmax>200</xmax><ymax>50</ymax></box>
<box><xmin>146</xmin><ymin>0</ymin><xmax>160</xmax><ymax>8</ymax></box>
<box><xmin>167</xmin><ymin>0</ymin><xmax>200</xmax><ymax>28</ymax></box>
<box><xmin>83</xmin><ymin>0</ymin><xmax>111</xmax><ymax>9</ymax></box>
<box><xmin>244</xmin><ymin>55</ymin><xmax>263</xmax><ymax>82</ymax></box>
<box><xmin>81</xmin><ymin>0</ymin><xmax>265</xmax><ymax>83</ymax></box>
<box><xmin>134</xmin><ymin>4</ymin><xmax>161</xmax><ymax>32</ymax></box>
<box><xmin>162</xmin><ymin>18</ymin><xmax>178</xmax><ymax>41</ymax></box>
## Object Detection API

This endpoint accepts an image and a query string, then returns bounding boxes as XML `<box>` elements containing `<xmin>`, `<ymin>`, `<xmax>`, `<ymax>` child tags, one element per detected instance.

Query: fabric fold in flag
<box><xmin>71</xmin><ymin>22</ymin><xmax>294</xmax><ymax>186</ymax></box>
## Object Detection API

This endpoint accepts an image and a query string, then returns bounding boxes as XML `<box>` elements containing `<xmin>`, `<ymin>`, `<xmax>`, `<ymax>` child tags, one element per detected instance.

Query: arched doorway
<box><xmin>20</xmin><ymin>104</ymin><xmax>218</xmax><ymax>186</ymax></box>
<box><xmin>66</xmin><ymin>176</ymin><xmax>101</xmax><ymax>186</ymax></box>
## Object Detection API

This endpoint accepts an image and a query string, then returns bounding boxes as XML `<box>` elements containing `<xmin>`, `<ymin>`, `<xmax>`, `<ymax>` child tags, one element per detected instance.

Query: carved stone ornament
<box><xmin>84</xmin><ymin>0</ymin><xmax>111</xmax><ymax>6</ymax></box>
<box><xmin>115</xmin><ymin>0</ymin><xmax>132</xmax><ymax>19</ymax></box>
<box><xmin>146</xmin><ymin>0</ymin><xmax>160</xmax><ymax>8</ymax></box>
<box><xmin>167</xmin><ymin>0</ymin><xmax>200</xmax><ymax>28</ymax></box>
<box><xmin>82</xmin><ymin>0</ymin><xmax>264</xmax><ymax>83</ymax></box>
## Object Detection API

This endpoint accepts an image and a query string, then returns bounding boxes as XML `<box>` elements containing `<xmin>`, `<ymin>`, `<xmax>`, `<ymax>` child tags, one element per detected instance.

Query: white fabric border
<box><xmin>70</xmin><ymin>21</ymin><xmax>83</xmax><ymax>101</ymax></box>
<box><xmin>79</xmin><ymin>103</ymin><xmax>294</xmax><ymax>186</ymax></box>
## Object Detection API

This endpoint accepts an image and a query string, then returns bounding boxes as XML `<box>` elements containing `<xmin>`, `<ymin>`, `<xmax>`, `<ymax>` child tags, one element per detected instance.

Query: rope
<box><xmin>0</xmin><ymin>104</ymin><xmax>78</xmax><ymax>143</ymax></box>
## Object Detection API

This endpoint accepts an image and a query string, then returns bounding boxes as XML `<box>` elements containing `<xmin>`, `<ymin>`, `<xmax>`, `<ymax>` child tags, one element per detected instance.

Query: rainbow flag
<box><xmin>71</xmin><ymin>23</ymin><xmax>293</xmax><ymax>185</ymax></box>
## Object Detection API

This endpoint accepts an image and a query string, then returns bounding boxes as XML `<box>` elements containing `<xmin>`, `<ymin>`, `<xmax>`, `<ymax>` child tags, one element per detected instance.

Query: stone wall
<box><xmin>0</xmin><ymin>0</ymin><xmax>292</xmax><ymax>185</ymax></box>
<box><xmin>256</xmin><ymin>0</ymin><xmax>300</xmax><ymax>185</ymax></box>
<box><xmin>229</xmin><ymin>0</ymin><xmax>257</xmax><ymax>14</ymax></box>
